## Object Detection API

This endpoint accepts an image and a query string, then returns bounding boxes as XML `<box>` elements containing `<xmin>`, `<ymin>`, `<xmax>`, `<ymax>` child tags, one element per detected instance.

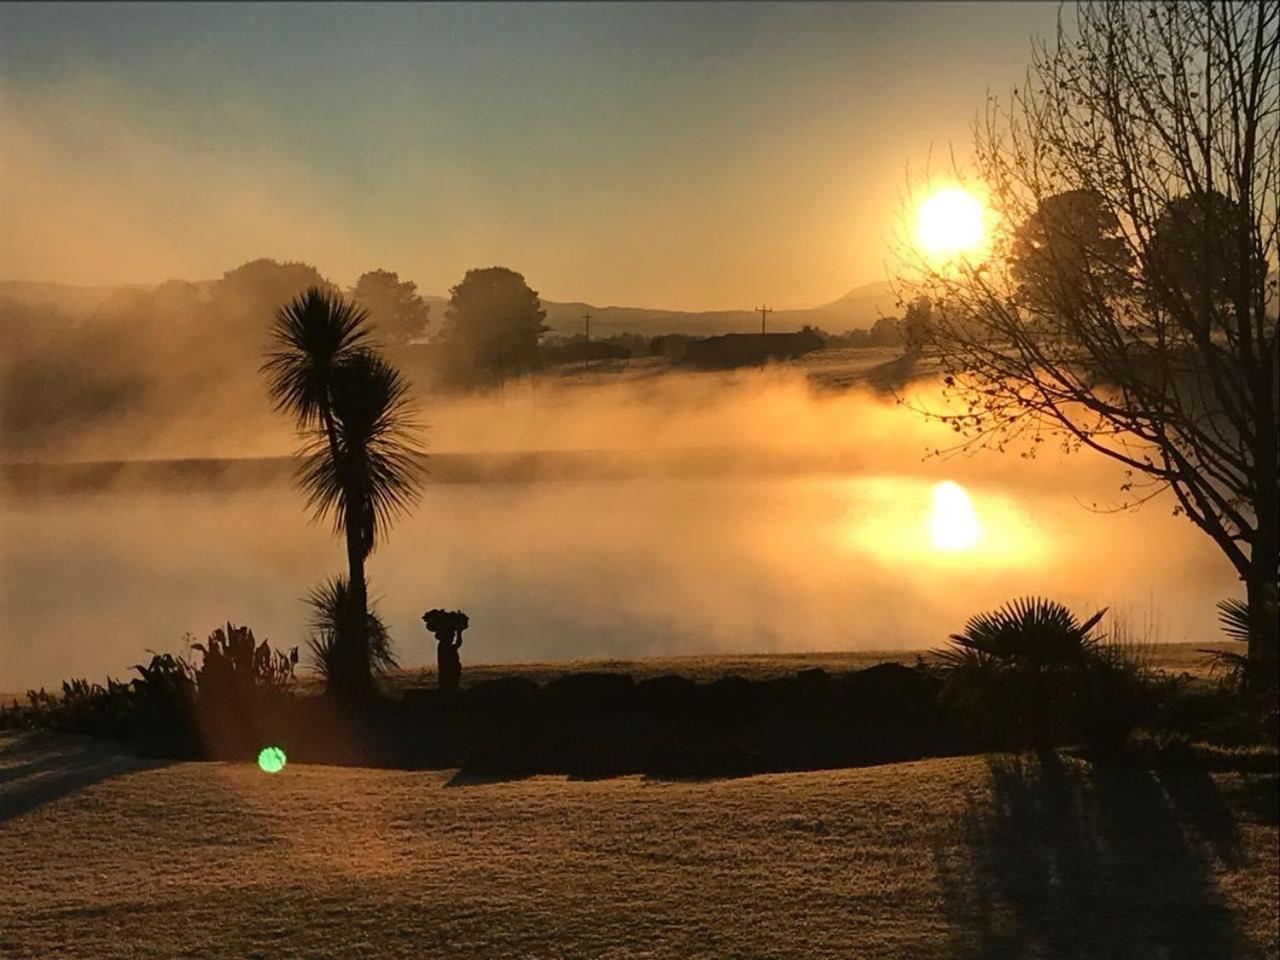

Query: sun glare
<box><xmin>915</xmin><ymin>186</ymin><xmax>985</xmax><ymax>258</ymax></box>
<box><xmin>928</xmin><ymin>480</ymin><xmax>982</xmax><ymax>551</ymax></box>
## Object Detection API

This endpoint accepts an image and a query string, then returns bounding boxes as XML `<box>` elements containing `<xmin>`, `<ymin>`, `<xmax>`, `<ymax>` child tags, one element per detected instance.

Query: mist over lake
<box><xmin>1</xmin><ymin>373</ymin><xmax>1236</xmax><ymax>692</ymax></box>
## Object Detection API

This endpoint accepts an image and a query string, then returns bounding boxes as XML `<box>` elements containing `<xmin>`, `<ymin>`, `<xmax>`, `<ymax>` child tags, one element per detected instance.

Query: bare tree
<box><xmin>897</xmin><ymin>2</ymin><xmax>1278</xmax><ymax>671</ymax></box>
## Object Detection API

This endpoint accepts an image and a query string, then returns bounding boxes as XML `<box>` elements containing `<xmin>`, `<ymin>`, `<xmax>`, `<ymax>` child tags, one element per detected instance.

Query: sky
<box><xmin>0</xmin><ymin>1</ymin><xmax>1062</xmax><ymax>310</ymax></box>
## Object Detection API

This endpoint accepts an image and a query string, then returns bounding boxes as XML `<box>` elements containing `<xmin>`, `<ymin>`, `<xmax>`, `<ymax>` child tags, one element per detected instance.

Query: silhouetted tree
<box><xmin>867</xmin><ymin>315</ymin><xmax>903</xmax><ymax>347</ymax></box>
<box><xmin>899</xmin><ymin>2</ymin><xmax>1279</xmax><ymax>675</ymax></box>
<box><xmin>435</xmin><ymin>267</ymin><xmax>548</xmax><ymax>386</ymax></box>
<box><xmin>263</xmin><ymin>287</ymin><xmax>424</xmax><ymax>699</ymax></box>
<box><xmin>218</xmin><ymin>259</ymin><xmax>334</xmax><ymax>328</ymax></box>
<box><xmin>349</xmin><ymin>269</ymin><xmax>431</xmax><ymax>344</ymax></box>
<box><xmin>900</xmin><ymin>298</ymin><xmax>932</xmax><ymax>354</ymax></box>
<box><xmin>1010</xmin><ymin>189</ymin><xmax>1133</xmax><ymax>322</ymax></box>
<box><xmin>0</xmin><ymin>258</ymin><xmax>342</xmax><ymax>459</ymax></box>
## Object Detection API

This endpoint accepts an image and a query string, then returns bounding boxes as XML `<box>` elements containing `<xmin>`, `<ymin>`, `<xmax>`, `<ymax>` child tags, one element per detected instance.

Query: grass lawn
<box><xmin>3</xmin><ymin>730</ymin><xmax>1275</xmax><ymax>959</ymax></box>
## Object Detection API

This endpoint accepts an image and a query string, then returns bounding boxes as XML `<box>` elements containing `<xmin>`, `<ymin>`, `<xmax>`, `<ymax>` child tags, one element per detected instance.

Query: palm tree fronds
<box><xmin>946</xmin><ymin>596</ymin><xmax>1106</xmax><ymax>667</ymax></box>
<box><xmin>296</xmin><ymin>350</ymin><xmax>425</xmax><ymax>556</ymax></box>
<box><xmin>262</xmin><ymin>287</ymin><xmax>374</xmax><ymax>428</ymax></box>
<box><xmin>1215</xmin><ymin>597</ymin><xmax>1252</xmax><ymax>644</ymax></box>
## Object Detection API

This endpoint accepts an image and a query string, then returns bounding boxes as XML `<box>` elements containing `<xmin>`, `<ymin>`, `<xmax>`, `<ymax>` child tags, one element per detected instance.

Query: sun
<box><xmin>928</xmin><ymin>480</ymin><xmax>982</xmax><ymax>551</ymax></box>
<box><xmin>915</xmin><ymin>186</ymin><xmax>986</xmax><ymax>258</ymax></box>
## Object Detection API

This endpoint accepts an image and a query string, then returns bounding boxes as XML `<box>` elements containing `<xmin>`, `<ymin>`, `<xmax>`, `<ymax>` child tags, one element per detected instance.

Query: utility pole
<box><xmin>582</xmin><ymin>311</ymin><xmax>593</xmax><ymax>370</ymax></box>
<box><xmin>756</xmin><ymin>304</ymin><xmax>772</xmax><ymax>336</ymax></box>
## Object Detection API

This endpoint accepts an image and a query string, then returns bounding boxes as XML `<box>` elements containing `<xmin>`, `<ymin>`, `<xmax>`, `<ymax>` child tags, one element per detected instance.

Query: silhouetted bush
<box><xmin>463</xmin><ymin>677</ymin><xmax>541</xmax><ymax>719</ymax></box>
<box><xmin>190</xmin><ymin>623</ymin><xmax>297</xmax><ymax>757</ymax></box>
<box><xmin>636</xmin><ymin>675</ymin><xmax>701</xmax><ymax>720</ymax></box>
<box><xmin>0</xmin><ymin>654</ymin><xmax>200</xmax><ymax>755</ymax></box>
<box><xmin>543</xmin><ymin>673</ymin><xmax>635</xmax><ymax>719</ymax></box>
<box><xmin>193</xmin><ymin>623</ymin><xmax>296</xmax><ymax>706</ymax></box>
<box><xmin>703</xmin><ymin>676</ymin><xmax>757</xmax><ymax>723</ymax></box>
<box><xmin>937</xmin><ymin>597</ymin><xmax>1159</xmax><ymax>754</ymax></box>
<box><xmin>0</xmin><ymin>627</ymin><xmax>295</xmax><ymax>758</ymax></box>
<box><xmin>756</xmin><ymin>668</ymin><xmax>843</xmax><ymax>719</ymax></box>
<box><xmin>846</xmin><ymin>662</ymin><xmax>941</xmax><ymax>726</ymax></box>
<box><xmin>128</xmin><ymin>653</ymin><xmax>201</xmax><ymax>756</ymax></box>
<box><xmin>1074</xmin><ymin>647</ymin><xmax>1156</xmax><ymax>758</ymax></box>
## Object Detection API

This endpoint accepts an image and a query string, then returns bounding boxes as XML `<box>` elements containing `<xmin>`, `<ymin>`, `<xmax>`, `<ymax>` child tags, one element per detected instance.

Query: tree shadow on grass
<box><xmin>933</xmin><ymin>753</ymin><xmax>1251</xmax><ymax>960</ymax></box>
<box><xmin>0</xmin><ymin>732</ymin><xmax>170</xmax><ymax>823</ymax></box>
<box><xmin>444</xmin><ymin>766</ymin><xmax>538</xmax><ymax>788</ymax></box>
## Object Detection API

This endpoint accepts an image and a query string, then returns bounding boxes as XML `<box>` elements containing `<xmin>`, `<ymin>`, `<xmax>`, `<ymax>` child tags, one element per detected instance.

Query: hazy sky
<box><xmin>1</xmin><ymin>2</ymin><xmax>1060</xmax><ymax>310</ymax></box>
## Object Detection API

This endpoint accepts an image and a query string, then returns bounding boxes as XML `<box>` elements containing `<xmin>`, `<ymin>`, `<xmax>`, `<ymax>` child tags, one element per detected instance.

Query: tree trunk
<box><xmin>1245</xmin><ymin>575</ymin><xmax>1278</xmax><ymax>683</ymax></box>
<box><xmin>1246</xmin><ymin>356</ymin><xmax>1278</xmax><ymax>679</ymax></box>
<box><xmin>320</xmin><ymin>405</ymin><xmax>373</xmax><ymax>702</ymax></box>
<box><xmin>344</xmin><ymin>515</ymin><xmax>373</xmax><ymax>701</ymax></box>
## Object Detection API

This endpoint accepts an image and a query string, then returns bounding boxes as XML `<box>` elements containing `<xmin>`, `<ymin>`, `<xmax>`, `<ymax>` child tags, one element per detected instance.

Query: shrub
<box><xmin>0</xmin><ymin>654</ymin><xmax>199</xmax><ymax>753</ymax></box>
<box><xmin>0</xmin><ymin>627</ymin><xmax>295</xmax><ymax>758</ymax></box>
<box><xmin>192</xmin><ymin>623</ymin><xmax>297</xmax><ymax>707</ymax></box>
<box><xmin>1198</xmin><ymin>598</ymin><xmax>1280</xmax><ymax>744</ymax></box>
<box><xmin>305</xmin><ymin>575</ymin><xmax>397</xmax><ymax>692</ymax></box>
<box><xmin>462</xmin><ymin>677</ymin><xmax>541</xmax><ymax>719</ymax></box>
<box><xmin>845</xmin><ymin>662</ymin><xmax>942</xmax><ymax>726</ymax></box>
<box><xmin>128</xmin><ymin>652</ymin><xmax>200</xmax><ymax>755</ymax></box>
<box><xmin>635</xmin><ymin>675</ymin><xmax>700</xmax><ymax>720</ymax></box>
<box><xmin>937</xmin><ymin>597</ymin><xmax>1150</xmax><ymax>753</ymax></box>
<box><xmin>1073</xmin><ymin>644</ymin><xmax>1155</xmax><ymax>757</ymax></box>
<box><xmin>542</xmin><ymin>673</ymin><xmax>636</xmax><ymax>719</ymax></box>
<box><xmin>189</xmin><ymin>623</ymin><xmax>296</xmax><ymax>757</ymax></box>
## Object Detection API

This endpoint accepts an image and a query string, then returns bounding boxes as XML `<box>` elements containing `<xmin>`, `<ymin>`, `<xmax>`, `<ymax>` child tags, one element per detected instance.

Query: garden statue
<box><xmin>422</xmin><ymin>609</ymin><xmax>469</xmax><ymax>694</ymax></box>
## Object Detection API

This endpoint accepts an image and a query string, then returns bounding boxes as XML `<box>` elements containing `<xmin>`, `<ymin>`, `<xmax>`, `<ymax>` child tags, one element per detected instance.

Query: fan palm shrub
<box><xmin>1210</xmin><ymin>597</ymin><xmax>1278</xmax><ymax>695</ymax></box>
<box><xmin>264</xmin><ymin>287</ymin><xmax>423</xmax><ymax>700</ymax></box>
<box><xmin>938</xmin><ymin>597</ymin><xmax>1107</xmax><ymax>751</ymax></box>
<box><xmin>1205</xmin><ymin>597</ymin><xmax>1279</xmax><ymax>742</ymax></box>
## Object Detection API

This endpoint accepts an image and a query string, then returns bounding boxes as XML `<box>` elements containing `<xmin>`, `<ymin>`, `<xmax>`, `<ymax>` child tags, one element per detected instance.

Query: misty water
<box><xmin>0</xmin><ymin>374</ymin><xmax>1239</xmax><ymax>691</ymax></box>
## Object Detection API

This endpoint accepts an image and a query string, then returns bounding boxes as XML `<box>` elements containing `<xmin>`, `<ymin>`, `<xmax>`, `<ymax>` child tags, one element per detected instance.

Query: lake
<box><xmin>0</xmin><ymin>375</ymin><xmax>1241</xmax><ymax>691</ymax></box>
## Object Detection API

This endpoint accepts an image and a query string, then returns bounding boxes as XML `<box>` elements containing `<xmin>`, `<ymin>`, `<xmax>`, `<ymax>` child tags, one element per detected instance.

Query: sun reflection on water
<box><xmin>841</xmin><ymin>476</ymin><xmax>1044</xmax><ymax>568</ymax></box>
<box><xmin>928</xmin><ymin>480</ymin><xmax>982</xmax><ymax>551</ymax></box>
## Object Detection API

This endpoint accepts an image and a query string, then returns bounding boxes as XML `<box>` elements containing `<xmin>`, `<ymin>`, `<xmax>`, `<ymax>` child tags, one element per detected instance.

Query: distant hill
<box><xmin>538</xmin><ymin>281</ymin><xmax>895</xmax><ymax>338</ymax></box>
<box><xmin>0</xmin><ymin>278</ymin><xmax>896</xmax><ymax>336</ymax></box>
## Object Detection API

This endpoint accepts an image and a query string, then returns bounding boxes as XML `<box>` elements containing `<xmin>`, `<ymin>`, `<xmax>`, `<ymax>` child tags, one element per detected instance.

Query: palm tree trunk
<box><xmin>344</xmin><ymin>517</ymin><xmax>373</xmax><ymax>700</ymax></box>
<box><xmin>320</xmin><ymin>406</ymin><xmax>372</xmax><ymax>701</ymax></box>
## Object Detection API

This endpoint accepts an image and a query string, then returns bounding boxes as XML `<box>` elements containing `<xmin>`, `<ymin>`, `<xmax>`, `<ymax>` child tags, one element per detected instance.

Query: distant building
<box><xmin>649</xmin><ymin>333</ymin><xmax>693</xmax><ymax>362</ymax></box>
<box><xmin>682</xmin><ymin>330</ymin><xmax>825</xmax><ymax>369</ymax></box>
<box><xmin>539</xmin><ymin>337</ymin><xmax>631</xmax><ymax>366</ymax></box>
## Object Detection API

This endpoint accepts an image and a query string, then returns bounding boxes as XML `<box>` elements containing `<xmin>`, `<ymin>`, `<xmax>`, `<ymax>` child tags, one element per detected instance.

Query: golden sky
<box><xmin>1</xmin><ymin>2</ymin><xmax>1060</xmax><ymax>309</ymax></box>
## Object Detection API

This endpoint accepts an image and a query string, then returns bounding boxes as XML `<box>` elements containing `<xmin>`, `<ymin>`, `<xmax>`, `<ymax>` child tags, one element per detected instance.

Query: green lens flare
<box><xmin>257</xmin><ymin>746</ymin><xmax>287</xmax><ymax>774</ymax></box>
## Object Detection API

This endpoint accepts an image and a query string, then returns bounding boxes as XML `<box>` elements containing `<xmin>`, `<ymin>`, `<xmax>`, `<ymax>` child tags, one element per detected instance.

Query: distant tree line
<box><xmin>1</xmin><ymin>253</ymin><xmax>918</xmax><ymax>459</ymax></box>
